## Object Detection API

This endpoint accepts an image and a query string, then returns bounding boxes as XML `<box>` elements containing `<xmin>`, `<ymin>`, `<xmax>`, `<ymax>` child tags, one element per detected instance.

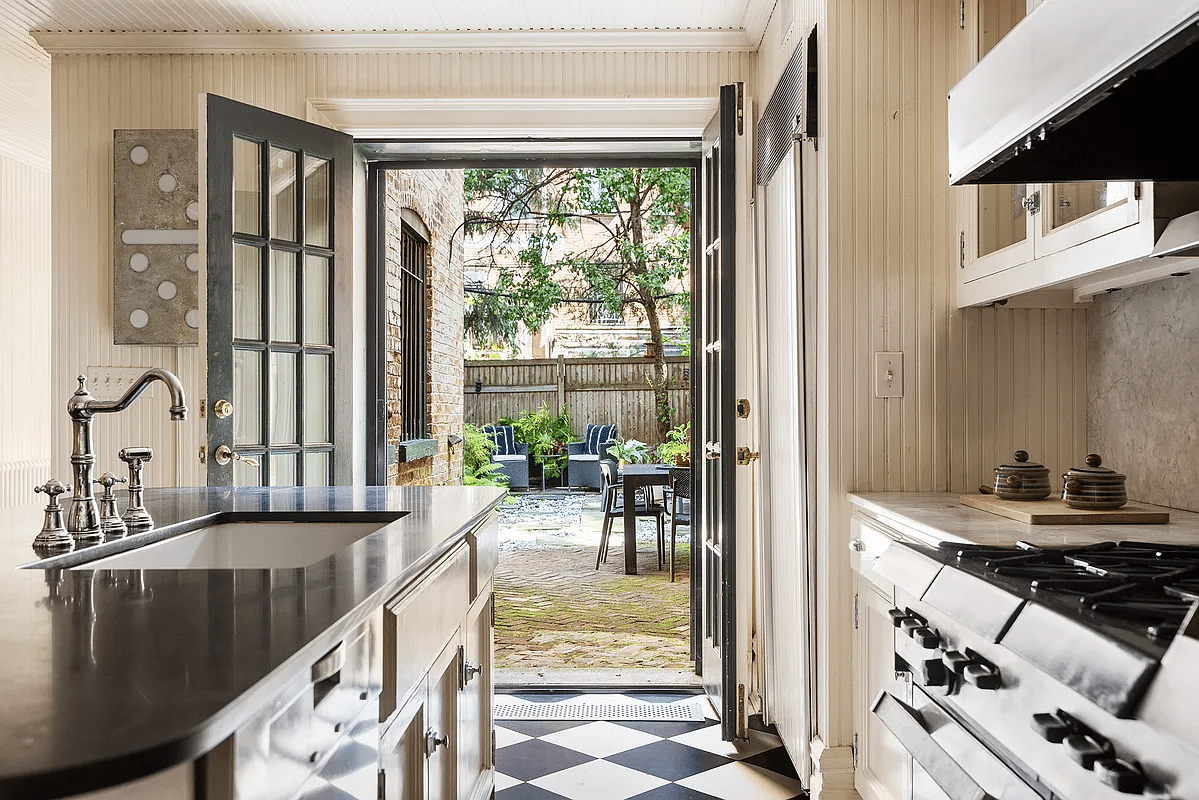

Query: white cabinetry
<box><xmin>958</xmin><ymin>0</ymin><xmax>1199</xmax><ymax>307</ymax></box>
<box><xmin>850</xmin><ymin>514</ymin><xmax>910</xmax><ymax>800</ymax></box>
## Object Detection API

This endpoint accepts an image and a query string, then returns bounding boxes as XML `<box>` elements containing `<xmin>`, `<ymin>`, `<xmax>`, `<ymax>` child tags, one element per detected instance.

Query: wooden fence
<box><xmin>463</xmin><ymin>356</ymin><xmax>691</xmax><ymax>444</ymax></box>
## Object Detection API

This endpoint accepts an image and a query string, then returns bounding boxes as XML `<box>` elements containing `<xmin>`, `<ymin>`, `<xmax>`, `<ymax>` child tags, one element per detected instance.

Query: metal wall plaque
<box><xmin>113</xmin><ymin>129</ymin><xmax>199</xmax><ymax>345</ymax></box>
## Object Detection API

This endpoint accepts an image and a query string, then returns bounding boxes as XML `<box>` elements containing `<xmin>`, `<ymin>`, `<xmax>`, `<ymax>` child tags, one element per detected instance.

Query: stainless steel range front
<box><xmin>873</xmin><ymin>540</ymin><xmax>1199</xmax><ymax>800</ymax></box>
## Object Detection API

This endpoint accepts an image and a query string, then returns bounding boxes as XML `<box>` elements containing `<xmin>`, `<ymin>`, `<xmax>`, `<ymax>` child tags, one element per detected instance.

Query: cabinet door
<box><xmin>380</xmin><ymin>687</ymin><xmax>428</xmax><ymax>800</ymax></box>
<box><xmin>853</xmin><ymin>579</ymin><xmax>911</xmax><ymax>800</ymax></box>
<box><xmin>426</xmin><ymin>637</ymin><xmax>461</xmax><ymax>800</ymax></box>
<box><xmin>458</xmin><ymin>590</ymin><xmax>494</xmax><ymax>800</ymax></box>
<box><xmin>1035</xmin><ymin>180</ymin><xmax>1140</xmax><ymax>257</ymax></box>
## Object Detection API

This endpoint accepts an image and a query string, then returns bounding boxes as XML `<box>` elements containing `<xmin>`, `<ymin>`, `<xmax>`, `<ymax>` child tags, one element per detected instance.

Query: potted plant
<box><xmin>607</xmin><ymin>437</ymin><xmax>652</xmax><ymax>468</ymax></box>
<box><xmin>656</xmin><ymin>421</ymin><xmax>691</xmax><ymax>467</ymax></box>
<box><xmin>500</xmin><ymin>405</ymin><xmax>573</xmax><ymax>486</ymax></box>
<box><xmin>462</xmin><ymin>423</ymin><xmax>510</xmax><ymax>489</ymax></box>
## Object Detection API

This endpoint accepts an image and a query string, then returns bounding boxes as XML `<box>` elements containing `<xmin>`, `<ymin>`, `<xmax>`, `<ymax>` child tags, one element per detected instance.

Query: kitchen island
<box><xmin>0</xmin><ymin>485</ymin><xmax>505</xmax><ymax>800</ymax></box>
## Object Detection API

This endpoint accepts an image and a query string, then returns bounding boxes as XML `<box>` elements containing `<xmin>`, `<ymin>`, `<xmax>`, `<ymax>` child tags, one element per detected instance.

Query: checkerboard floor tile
<box><xmin>495</xmin><ymin>693</ymin><xmax>806</xmax><ymax>800</ymax></box>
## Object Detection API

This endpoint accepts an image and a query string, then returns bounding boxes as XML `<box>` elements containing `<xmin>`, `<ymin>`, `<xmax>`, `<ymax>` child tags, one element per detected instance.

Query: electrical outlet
<box><xmin>86</xmin><ymin>367</ymin><xmax>155</xmax><ymax>401</ymax></box>
<box><xmin>874</xmin><ymin>352</ymin><xmax>903</xmax><ymax>398</ymax></box>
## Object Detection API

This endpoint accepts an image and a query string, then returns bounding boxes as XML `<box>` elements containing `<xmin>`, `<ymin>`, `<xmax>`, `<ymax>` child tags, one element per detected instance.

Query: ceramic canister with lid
<box><xmin>1062</xmin><ymin>453</ymin><xmax>1128</xmax><ymax>510</ymax></box>
<box><xmin>992</xmin><ymin>450</ymin><xmax>1052</xmax><ymax>500</ymax></box>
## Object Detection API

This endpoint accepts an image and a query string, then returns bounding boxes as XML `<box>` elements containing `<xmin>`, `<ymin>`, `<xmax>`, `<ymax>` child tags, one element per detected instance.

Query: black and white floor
<box><xmin>494</xmin><ymin>692</ymin><xmax>806</xmax><ymax>800</ymax></box>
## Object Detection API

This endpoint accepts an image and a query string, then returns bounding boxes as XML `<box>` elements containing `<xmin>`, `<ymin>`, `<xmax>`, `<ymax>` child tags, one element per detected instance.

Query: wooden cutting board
<box><xmin>961</xmin><ymin>494</ymin><xmax>1170</xmax><ymax>525</ymax></box>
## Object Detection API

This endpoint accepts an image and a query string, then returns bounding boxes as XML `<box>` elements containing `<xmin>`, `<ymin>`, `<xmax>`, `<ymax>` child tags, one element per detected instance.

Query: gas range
<box><xmin>873</xmin><ymin>538</ymin><xmax>1199</xmax><ymax>800</ymax></box>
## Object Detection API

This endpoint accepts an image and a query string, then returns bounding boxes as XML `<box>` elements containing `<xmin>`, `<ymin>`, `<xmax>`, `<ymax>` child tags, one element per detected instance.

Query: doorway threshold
<box><xmin>496</xmin><ymin>667</ymin><xmax>703</xmax><ymax>692</ymax></box>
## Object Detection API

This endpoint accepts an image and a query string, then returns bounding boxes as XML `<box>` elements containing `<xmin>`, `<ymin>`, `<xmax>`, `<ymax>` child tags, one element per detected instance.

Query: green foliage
<box><xmin>606</xmin><ymin>437</ymin><xmax>653</xmax><ymax>465</ymax></box>
<box><xmin>461</xmin><ymin>424</ymin><xmax>509</xmax><ymax>489</ymax></box>
<box><xmin>499</xmin><ymin>405</ymin><xmax>574</xmax><ymax>480</ymax></box>
<box><xmin>656</xmin><ymin>421</ymin><xmax>691</xmax><ymax>465</ymax></box>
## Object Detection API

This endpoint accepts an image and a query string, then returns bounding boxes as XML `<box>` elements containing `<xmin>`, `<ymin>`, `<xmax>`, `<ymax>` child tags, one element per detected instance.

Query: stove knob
<box><xmin>899</xmin><ymin>617</ymin><xmax>925</xmax><ymax>637</ymax></box>
<box><xmin>962</xmin><ymin>662</ymin><xmax>1002</xmax><ymax>690</ymax></box>
<box><xmin>1031</xmin><ymin>711</ymin><xmax>1072</xmax><ymax>743</ymax></box>
<box><xmin>888</xmin><ymin>608</ymin><xmax>910</xmax><ymax>627</ymax></box>
<box><xmin>1094</xmin><ymin>758</ymin><xmax>1145</xmax><ymax>794</ymax></box>
<box><xmin>942</xmin><ymin>650</ymin><xmax>972</xmax><ymax>675</ymax></box>
<box><xmin>1063</xmin><ymin>733</ymin><xmax>1114</xmax><ymax>770</ymax></box>
<box><xmin>908</xmin><ymin>626</ymin><xmax>940</xmax><ymax>650</ymax></box>
<box><xmin>920</xmin><ymin>658</ymin><xmax>949</xmax><ymax>687</ymax></box>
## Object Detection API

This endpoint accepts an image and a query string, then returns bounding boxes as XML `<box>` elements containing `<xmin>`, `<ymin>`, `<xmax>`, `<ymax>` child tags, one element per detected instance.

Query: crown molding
<box><xmin>31</xmin><ymin>28</ymin><xmax>756</xmax><ymax>55</ymax></box>
<box><xmin>741</xmin><ymin>0</ymin><xmax>779</xmax><ymax>48</ymax></box>
<box><xmin>308</xmin><ymin>96</ymin><xmax>718</xmax><ymax>139</ymax></box>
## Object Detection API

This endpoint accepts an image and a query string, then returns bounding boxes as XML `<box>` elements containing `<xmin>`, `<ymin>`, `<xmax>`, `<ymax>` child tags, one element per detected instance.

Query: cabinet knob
<box><xmin>463</xmin><ymin>661</ymin><xmax>483</xmax><ymax>683</ymax></box>
<box><xmin>426</xmin><ymin>730</ymin><xmax>450</xmax><ymax>756</ymax></box>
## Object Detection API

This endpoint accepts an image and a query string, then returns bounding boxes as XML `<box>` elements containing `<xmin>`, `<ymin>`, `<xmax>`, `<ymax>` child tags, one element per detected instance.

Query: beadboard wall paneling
<box><xmin>0</xmin><ymin>154</ymin><xmax>52</xmax><ymax>506</ymax></box>
<box><xmin>49</xmin><ymin>50</ymin><xmax>755</xmax><ymax>485</ymax></box>
<box><xmin>0</xmin><ymin>20</ymin><xmax>50</xmax><ymax>168</ymax></box>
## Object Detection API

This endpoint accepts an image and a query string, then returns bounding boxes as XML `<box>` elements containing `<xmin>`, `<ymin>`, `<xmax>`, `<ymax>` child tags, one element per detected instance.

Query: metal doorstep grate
<box><xmin>494</xmin><ymin>699</ymin><xmax>706</xmax><ymax>722</ymax></box>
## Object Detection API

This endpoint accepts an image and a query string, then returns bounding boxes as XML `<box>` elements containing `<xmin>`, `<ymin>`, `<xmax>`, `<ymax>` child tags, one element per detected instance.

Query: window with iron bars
<box><xmin>398</xmin><ymin>222</ymin><xmax>427</xmax><ymax>441</ymax></box>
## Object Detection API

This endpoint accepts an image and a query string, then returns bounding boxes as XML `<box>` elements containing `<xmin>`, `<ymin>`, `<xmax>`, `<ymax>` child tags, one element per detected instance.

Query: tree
<box><xmin>463</xmin><ymin>167</ymin><xmax>691</xmax><ymax>441</ymax></box>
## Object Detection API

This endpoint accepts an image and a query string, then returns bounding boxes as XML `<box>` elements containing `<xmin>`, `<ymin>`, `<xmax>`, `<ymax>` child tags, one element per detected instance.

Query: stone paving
<box><xmin>493</xmin><ymin>489</ymin><xmax>693</xmax><ymax>675</ymax></box>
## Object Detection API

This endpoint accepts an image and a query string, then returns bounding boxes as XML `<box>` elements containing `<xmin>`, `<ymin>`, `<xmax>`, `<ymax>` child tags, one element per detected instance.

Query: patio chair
<box><xmin>481</xmin><ymin>424</ymin><xmax>529</xmax><ymax>489</ymax></box>
<box><xmin>566</xmin><ymin>423</ymin><xmax>618</xmax><ymax>490</ymax></box>
<box><xmin>595</xmin><ymin>461</ymin><xmax>666</xmax><ymax>569</ymax></box>
<box><xmin>666</xmin><ymin>467</ymin><xmax>692</xmax><ymax>582</ymax></box>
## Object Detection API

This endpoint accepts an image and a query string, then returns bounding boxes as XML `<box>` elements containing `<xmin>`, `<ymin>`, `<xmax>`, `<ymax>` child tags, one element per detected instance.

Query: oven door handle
<box><xmin>872</xmin><ymin>691</ymin><xmax>999</xmax><ymax>800</ymax></box>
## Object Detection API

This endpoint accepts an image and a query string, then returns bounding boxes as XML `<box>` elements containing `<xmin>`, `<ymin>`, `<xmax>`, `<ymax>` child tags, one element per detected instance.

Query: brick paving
<box><xmin>493</xmin><ymin>490</ymin><xmax>693</xmax><ymax>672</ymax></box>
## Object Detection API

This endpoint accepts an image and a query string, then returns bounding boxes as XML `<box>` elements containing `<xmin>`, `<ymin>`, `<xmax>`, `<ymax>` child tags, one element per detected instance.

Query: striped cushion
<box><xmin>483</xmin><ymin>425</ymin><xmax>515</xmax><ymax>457</ymax></box>
<box><xmin>584</xmin><ymin>423</ymin><xmax>617</xmax><ymax>455</ymax></box>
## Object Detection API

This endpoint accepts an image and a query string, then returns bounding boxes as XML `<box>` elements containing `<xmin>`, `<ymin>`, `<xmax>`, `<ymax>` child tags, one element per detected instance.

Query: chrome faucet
<box><xmin>66</xmin><ymin>369</ymin><xmax>187</xmax><ymax>538</ymax></box>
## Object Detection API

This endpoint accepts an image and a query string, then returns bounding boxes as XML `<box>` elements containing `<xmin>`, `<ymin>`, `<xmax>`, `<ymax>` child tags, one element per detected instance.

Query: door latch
<box><xmin>198</xmin><ymin>445</ymin><xmax>206</xmax><ymax>464</ymax></box>
<box><xmin>736</xmin><ymin>447</ymin><xmax>760</xmax><ymax>466</ymax></box>
<box><xmin>1022</xmin><ymin>190</ymin><xmax>1040</xmax><ymax>215</ymax></box>
<box><xmin>736</xmin><ymin>398</ymin><xmax>751</xmax><ymax>418</ymax></box>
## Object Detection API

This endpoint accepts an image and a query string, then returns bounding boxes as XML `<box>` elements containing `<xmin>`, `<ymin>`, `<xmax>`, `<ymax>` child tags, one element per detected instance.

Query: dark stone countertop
<box><xmin>0</xmin><ymin>485</ymin><xmax>505</xmax><ymax>799</ymax></box>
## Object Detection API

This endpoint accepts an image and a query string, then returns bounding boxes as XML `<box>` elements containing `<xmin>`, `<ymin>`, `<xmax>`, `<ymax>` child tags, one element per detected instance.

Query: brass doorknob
<box><xmin>212</xmin><ymin>399</ymin><xmax>234</xmax><ymax>418</ymax></box>
<box><xmin>214</xmin><ymin>445</ymin><xmax>259</xmax><ymax>467</ymax></box>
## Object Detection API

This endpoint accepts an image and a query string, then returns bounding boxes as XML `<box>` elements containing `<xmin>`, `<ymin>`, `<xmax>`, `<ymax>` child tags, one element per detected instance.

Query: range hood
<box><xmin>949</xmin><ymin>0</ymin><xmax>1199</xmax><ymax>185</ymax></box>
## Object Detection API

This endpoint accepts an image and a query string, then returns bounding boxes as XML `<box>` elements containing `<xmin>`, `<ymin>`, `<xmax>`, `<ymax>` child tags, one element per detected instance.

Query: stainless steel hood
<box><xmin>948</xmin><ymin>0</ymin><xmax>1199</xmax><ymax>185</ymax></box>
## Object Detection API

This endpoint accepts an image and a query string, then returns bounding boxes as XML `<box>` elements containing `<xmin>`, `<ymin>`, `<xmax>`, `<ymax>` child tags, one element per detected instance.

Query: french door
<box><xmin>204</xmin><ymin>94</ymin><xmax>354</xmax><ymax>487</ymax></box>
<box><xmin>698</xmin><ymin>83</ymin><xmax>754</xmax><ymax>741</ymax></box>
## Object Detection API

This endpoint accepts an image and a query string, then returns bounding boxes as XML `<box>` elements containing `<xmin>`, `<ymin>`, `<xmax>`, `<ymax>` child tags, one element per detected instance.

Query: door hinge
<box><xmin>959</xmin><ymin>0</ymin><xmax>965</xmax><ymax>29</ymax></box>
<box><xmin>199</xmin><ymin>399</ymin><xmax>206</xmax><ymax>418</ymax></box>
<box><xmin>198</xmin><ymin>445</ymin><xmax>207</xmax><ymax>464</ymax></box>
<box><xmin>853</xmin><ymin>594</ymin><xmax>859</xmax><ymax>630</ymax></box>
<box><xmin>377</xmin><ymin>768</ymin><xmax>385</xmax><ymax>800</ymax></box>
<box><xmin>1134</xmin><ymin>181</ymin><xmax>1142</xmax><ymax>200</ymax></box>
<box><xmin>492</xmin><ymin>729</ymin><xmax>497</xmax><ymax>767</ymax></box>
<box><xmin>852</xmin><ymin>732</ymin><xmax>859</xmax><ymax>770</ymax></box>
<box><xmin>737</xmin><ymin>684</ymin><xmax>747</xmax><ymax>739</ymax></box>
<box><xmin>736</xmin><ymin>447</ymin><xmax>760</xmax><ymax>466</ymax></box>
<box><xmin>736</xmin><ymin>83</ymin><xmax>745</xmax><ymax>136</ymax></box>
<box><xmin>959</xmin><ymin>231</ymin><xmax>966</xmax><ymax>269</ymax></box>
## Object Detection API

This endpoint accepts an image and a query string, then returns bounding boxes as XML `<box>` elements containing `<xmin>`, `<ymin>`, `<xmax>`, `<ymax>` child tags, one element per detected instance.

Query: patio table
<box><xmin>618</xmin><ymin>463</ymin><xmax>674</xmax><ymax>575</ymax></box>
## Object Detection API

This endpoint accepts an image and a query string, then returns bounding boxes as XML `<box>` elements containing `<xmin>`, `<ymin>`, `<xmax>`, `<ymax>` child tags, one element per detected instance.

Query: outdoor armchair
<box><xmin>566</xmin><ymin>423</ymin><xmax>618</xmax><ymax>489</ymax></box>
<box><xmin>482</xmin><ymin>424</ymin><xmax>530</xmax><ymax>489</ymax></box>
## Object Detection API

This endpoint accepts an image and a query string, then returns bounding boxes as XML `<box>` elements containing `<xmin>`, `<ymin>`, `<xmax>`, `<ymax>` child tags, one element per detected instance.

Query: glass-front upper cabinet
<box><xmin>964</xmin><ymin>0</ymin><xmax>1142</xmax><ymax>285</ymax></box>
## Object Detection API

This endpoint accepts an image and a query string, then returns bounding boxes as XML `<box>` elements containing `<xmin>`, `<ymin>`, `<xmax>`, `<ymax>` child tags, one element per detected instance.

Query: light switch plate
<box><xmin>875</xmin><ymin>352</ymin><xmax>903</xmax><ymax>398</ymax></box>
<box><xmin>86</xmin><ymin>367</ymin><xmax>156</xmax><ymax>401</ymax></box>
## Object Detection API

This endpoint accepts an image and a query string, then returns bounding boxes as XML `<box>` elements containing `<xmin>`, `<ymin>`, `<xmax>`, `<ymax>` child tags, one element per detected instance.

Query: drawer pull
<box><xmin>312</xmin><ymin>641</ymin><xmax>345</xmax><ymax>683</ymax></box>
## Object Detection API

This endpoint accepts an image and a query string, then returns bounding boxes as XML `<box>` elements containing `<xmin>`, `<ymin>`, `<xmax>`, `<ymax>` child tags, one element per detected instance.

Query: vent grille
<box><xmin>755</xmin><ymin>40</ymin><xmax>806</xmax><ymax>186</ymax></box>
<box><xmin>495</xmin><ymin>699</ymin><xmax>706</xmax><ymax>721</ymax></box>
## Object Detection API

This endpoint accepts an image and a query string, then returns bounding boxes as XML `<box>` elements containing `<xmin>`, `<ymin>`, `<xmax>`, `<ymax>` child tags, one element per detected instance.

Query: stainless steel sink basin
<box><xmin>67</xmin><ymin>514</ymin><xmax>403</xmax><ymax>570</ymax></box>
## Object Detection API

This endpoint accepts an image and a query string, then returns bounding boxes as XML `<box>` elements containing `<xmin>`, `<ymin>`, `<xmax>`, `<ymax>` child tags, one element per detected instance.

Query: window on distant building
<box><xmin>591</xmin><ymin>295</ymin><xmax>622</xmax><ymax>326</ymax></box>
<box><xmin>398</xmin><ymin>212</ymin><xmax>428</xmax><ymax>440</ymax></box>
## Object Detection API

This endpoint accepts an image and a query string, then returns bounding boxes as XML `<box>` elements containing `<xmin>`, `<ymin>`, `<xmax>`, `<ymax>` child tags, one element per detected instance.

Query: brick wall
<box><xmin>383</xmin><ymin>169</ymin><xmax>465</xmax><ymax>486</ymax></box>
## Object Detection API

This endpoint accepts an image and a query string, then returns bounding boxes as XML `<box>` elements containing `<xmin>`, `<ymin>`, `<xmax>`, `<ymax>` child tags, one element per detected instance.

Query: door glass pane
<box><xmin>304</xmin><ymin>255</ymin><xmax>330</xmax><ymax>345</ymax></box>
<box><xmin>270</xmin><ymin>249</ymin><xmax>298</xmax><ymax>343</ymax></box>
<box><xmin>304</xmin><ymin>155</ymin><xmax>330</xmax><ymax>247</ymax></box>
<box><xmin>233</xmin><ymin>349</ymin><xmax>262</xmax><ymax>446</ymax></box>
<box><xmin>269</xmin><ymin>453</ymin><xmax>297</xmax><ymax>486</ymax></box>
<box><xmin>978</xmin><ymin>184</ymin><xmax>1027</xmax><ymax>257</ymax></box>
<box><xmin>233</xmin><ymin>137</ymin><xmax>260</xmax><ymax>236</ymax></box>
<box><xmin>233</xmin><ymin>244</ymin><xmax>261</xmax><ymax>340</ymax></box>
<box><xmin>304</xmin><ymin>353</ymin><xmax>330</xmax><ymax>444</ymax></box>
<box><xmin>233</xmin><ymin>456</ymin><xmax>262</xmax><ymax>487</ymax></box>
<box><xmin>270</xmin><ymin>147</ymin><xmax>297</xmax><ymax>242</ymax></box>
<box><xmin>270</xmin><ymin>351</ymin><xmax>298</xmax><ymax>444</ymax></box>
<box><xmin>305</xmin><ymin>452</ymin><xmax>330</xmax><ymax>487</ymax></box>
<box><xmin>1045</xmin><ymin>182</ymin><xmax>1131</xmax><ymax>233</ymax></box>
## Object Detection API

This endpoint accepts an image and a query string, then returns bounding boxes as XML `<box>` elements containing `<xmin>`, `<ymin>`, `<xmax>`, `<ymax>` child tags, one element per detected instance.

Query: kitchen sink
<box><xmin>59</xmin><ymin>512</ymin><xmax>407</xmax><ymax>570</ymax></box>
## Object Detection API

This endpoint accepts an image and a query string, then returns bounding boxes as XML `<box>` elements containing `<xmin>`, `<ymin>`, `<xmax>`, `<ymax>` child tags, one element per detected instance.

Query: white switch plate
<box><xmin>86</xmin><ymin>367</ymin><xmax>155</xmax><ymax>401</ymax></box>
<box><xmin>874</xmin><ymin>352</ymin><xmax>903</xmax><ymax>398</ymax></box>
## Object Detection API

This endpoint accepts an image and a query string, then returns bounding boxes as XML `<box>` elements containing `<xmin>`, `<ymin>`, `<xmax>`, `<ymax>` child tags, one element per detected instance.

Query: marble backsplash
<box><xmin>1088</xmin><ymin>274</ymin><xmax>1199</xmax><ymax>512</ymax></box>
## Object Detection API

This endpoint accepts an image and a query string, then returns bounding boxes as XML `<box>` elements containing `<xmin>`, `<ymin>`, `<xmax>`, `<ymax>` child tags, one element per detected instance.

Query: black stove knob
<box><xmin>909</xmin><ymin>626</ymin><xmax>940</xmax><ymax>650</ymax></box>
<box><xmin>888</xmin><ymin>608</ymin><xmax>909</xmax><ymax>627</ymax></box>
<box><xmin>1031</xmin><ymin>712</ymin><xmax>1072</xmax><ymax>743</ymax></box>
<box><xmin>1094</xmin><ymin>758</ymin><xmax>1145</xmax><ymax>794</ymax></box>
<box><xmin>920</xmin><ymin>658</ymin><xmax>949</xmax><ymax>687</ymax></box>
<box><xmin>899</xmin><ymin>617</ymin><xmax>925</xmax><ymax>637</ymax></box>
<box><xmin>1063</xmin><ymin>733</ymin><xmax>1114</xmax><ymax>770</ymax></box>
<box><xmin>962</xmin><ymin>662</ymin><xmax>1002</xmax><ymax>690</ymax></box>
<box><xmin>942</xmin><ymin>650</ymin><xmax>971</xmax><ymax>675</ymax></box>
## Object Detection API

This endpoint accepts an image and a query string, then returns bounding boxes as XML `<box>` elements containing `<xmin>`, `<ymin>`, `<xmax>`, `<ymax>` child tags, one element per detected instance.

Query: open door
<box><xmin>697</xmin><ymin>83</ymin><xmax>756</xmax><ymax>741</ymax></box>
<box><xmin>203</xmin><ymin>95</ymin><xmax>354</xmax><ymax>487</ymax></box>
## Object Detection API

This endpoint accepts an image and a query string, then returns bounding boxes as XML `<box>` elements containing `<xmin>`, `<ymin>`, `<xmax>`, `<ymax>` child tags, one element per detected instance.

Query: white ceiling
<box><xmin>4</xmin><ymin>0</ymin><xmax>776</xmax><ymax>42</ymax></box>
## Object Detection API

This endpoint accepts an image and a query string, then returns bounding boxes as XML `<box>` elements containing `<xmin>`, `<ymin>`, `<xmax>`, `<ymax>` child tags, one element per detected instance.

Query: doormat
<box><xmin>494</xmin><ymin>698</ymin><xmax>706</xmax><ymax>722</ymax></box>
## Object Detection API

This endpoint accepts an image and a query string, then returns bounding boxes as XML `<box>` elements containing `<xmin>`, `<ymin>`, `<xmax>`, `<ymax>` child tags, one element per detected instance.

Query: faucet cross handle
<box><xmin>33</xmin><ymin>479</ymin><xmax>73</xmax><ymax>551</ymax></box>
<box><xmin>93</xmin><ymin>472</ymin><xmax>127</xmax><ymax>497</ymax></box>
<box><xmin>35</xmin><ymin>478</ymin><xmax>71</xmax><ymax>501</ymax></box>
